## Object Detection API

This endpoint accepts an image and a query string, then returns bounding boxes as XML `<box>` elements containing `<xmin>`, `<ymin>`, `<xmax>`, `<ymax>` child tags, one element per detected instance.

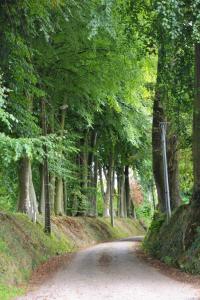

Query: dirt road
<box><xmin>17</xmin><ymin>237</ymin><xmax>199</xmax><ymax>300</ymax></box>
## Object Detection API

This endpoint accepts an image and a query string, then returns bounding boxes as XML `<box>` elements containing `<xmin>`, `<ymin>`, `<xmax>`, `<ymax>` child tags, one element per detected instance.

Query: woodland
<box><xmin>0</xmin><ymin>0</ymin><xmax>200</xmax><ymax>275</ymax></box>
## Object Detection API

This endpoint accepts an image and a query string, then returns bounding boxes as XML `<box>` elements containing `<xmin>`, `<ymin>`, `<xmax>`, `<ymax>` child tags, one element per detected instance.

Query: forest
<box><xmin>1</xmin><ymin>0</ymin><xmax>200</xmax><ymax>299</ymax></box>
<box><xmin>0</xmin><ymin>0</ymin><xmax>156</xmax><ymax>230</ymax></box>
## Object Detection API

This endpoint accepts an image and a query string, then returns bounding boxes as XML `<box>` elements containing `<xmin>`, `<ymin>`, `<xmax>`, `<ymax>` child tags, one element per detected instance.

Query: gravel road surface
<box><xmin>17</xmin><ymin>237</ymin><xmax>199</xmax><ymax>300</ymax></box>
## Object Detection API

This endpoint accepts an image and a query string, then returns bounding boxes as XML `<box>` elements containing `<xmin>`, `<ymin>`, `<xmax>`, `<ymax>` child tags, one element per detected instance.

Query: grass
<box><xmin>0</xmin><ymin>285</ymin><xmax>24</xmax><ymax>300</ymax></box>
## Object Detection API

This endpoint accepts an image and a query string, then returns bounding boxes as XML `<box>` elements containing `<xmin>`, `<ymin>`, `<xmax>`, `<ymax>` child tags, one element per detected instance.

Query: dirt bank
<box><xmin>0</xmin><ymin>212</ymin><xmax>144</xmax><ymax>291</ymax></box>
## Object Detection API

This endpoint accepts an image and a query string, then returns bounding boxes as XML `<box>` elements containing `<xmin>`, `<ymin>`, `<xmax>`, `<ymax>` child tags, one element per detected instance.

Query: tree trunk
<box><xmin>153</xmin><ymin>44</ymin><xmax>181</xmax><ymax>213</ymax></box>
<box><xmin>151</xmin><ymin>182</ymin><xmax>156</xmax><ymax>211</ymax></box>
<box><xmin>125</xmin><ymin>166</ymin><xmax>131</xmax><ymax>217</ymax></box>
<box><xmin>152</xmin><ymin>45</ymin><xmax>166</xmax><ymax>213</ymax></box>
<box><xmin>63</xmin><ymin>180</ymin><xmax>68</xmax><ymax>214</ymax></box>
<box><xmin>49</xmin><ymin>174</ymin><xmax>55</xmax><ymax>214</ymax></box>
<box><xmin>90</xmin><ymin>156</ymin><xmax>98</xmax><ymax>217</ymax></box>
<box><xmin>104</xmin><ymin>177</ymin><xmax>110</xmax><ymax>217</ymax></box>
<box><xmin>88</xmin><ymin>131</ymin><xmax>97</xmax><ymax>216</ymax></box>
<box><xmin>54</xmin><ymin>103</ymin><xmax>67</xmax><ymax>215</ymax></box>
<box><xmin>99</xmin><ymin>165</ymin><xmax>105</xmax><ymax>203</ymax></box>
<box><xmin>55</xmin><ymin>178</ymin><xmax>64</xmax><ymax>215</ymax></box>
<box><xmin>82</xmin><ymin>133</ymin><xmax>88</xmax><ymax>193</ymax></box>
<box><xmin>117</xmin><ymin>171</ymin><xmax>121</xmax><ymax>217</ymax></box>
<box><xmin>119</xmin><ymin>167</ymin><xmax>125</xmax><ymax>218</ymax></box>
<box><xmin>168</xmin><ymin>135</ymin><xmax>181</xmax><ymax>209</ymax></box>
<box><xmin>104</xmin><ymin>164</ymin><xmax>112</xmax><ymax>218</ymax></box>
<box><xmin>39</xmin><ymin>164</ymin><xmax>45</xmax><ymax>214</ymax></box>
<box><xmin>18</xmin><ymin>157</ymin><xmax>30</xmax><ymax>214</ymax></box>
<box><xmin>28</xmin><ymin>162</ymin><xmax>38</xmax><ymax>223</ymax></box>
<box><xmin>18</xmin><ymin>157</ymin><xmax>38</xmax><ymax>222</ymax></box>
<box><xmin>78</xmin><ymin>133</ymin><xmax>89</xmax><ymax>216</ymax></box>
<box><xmin>49</xmin><ymin>112</ymin><xmax>55</xmax><ymax>214</ymax></box>
<box><xmin>193</xmin><ymin>43</ymin><xmax>200</xmax><ymax>204</ymax></box>
<box><xmin>110</xmin><ymin>167</ymin><xmax>115</xmax><ymax>227</ymax></box>
<box><xmin>41</xmin><ymin>98</ymin><xmax>51</xmax><ymax>234</ymax></box>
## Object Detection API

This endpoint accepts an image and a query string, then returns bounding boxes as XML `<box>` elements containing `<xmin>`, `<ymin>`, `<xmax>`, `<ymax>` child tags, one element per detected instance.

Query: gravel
<box><xmin>16</xmin><ymin>239</ymin><xmax>199</xmax><ymax>300</ymax></box>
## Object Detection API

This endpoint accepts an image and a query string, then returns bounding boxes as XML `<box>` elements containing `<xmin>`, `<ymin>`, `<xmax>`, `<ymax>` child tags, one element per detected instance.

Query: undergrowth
<box><xmin>144</xmin><ymin>204</ymin><xmax>200</xmax><ymax>274</ymax></box>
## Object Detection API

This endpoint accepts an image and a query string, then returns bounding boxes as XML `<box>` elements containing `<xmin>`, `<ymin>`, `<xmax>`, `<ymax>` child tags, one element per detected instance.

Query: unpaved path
<box><xmin>17</xmin><ymin>237</ymin><xmax>199</xmax><ymax>300</ymax></box>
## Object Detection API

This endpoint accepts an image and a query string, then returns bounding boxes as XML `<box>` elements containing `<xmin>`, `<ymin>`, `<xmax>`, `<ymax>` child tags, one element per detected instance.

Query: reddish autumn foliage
<box><xmin>130</xmin><ymin>180</ymin><xmax>144</xmax><ymax>206</ymax></box>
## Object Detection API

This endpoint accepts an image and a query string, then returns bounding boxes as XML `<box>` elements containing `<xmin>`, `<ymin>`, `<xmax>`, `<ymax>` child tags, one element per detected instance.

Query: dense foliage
<box><xmin>0</xmin><ymin>0</ymin><xmax>199</xmax><ymax>253</ymax></box>
<box><xmin>0</xmin><ymin>1</ymin><xmax>155</xmax><ymax>228</ymax></box>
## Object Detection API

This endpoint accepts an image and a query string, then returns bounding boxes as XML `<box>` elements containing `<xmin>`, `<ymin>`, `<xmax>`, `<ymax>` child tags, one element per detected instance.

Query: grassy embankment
<box><xmin>144</xmin><ymin>204</ymin><xmax>200</xmax><ymax>274</ymax></box>
<box><xmin>0</xmin><ymin>212</ymin><xmax>145</xmax><ymax>299</ymax></box>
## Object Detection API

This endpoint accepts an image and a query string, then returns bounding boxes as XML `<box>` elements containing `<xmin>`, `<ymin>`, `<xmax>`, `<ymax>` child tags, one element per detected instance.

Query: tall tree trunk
<box><xmin>183</xmin><ymin>44</ymin><xmax>200</xmax><ymax>248</ymax></box>
<box><xmin>110</xmin><ymin>163</ymin><xmax>115</xmax><ymax>227</ymax></box>
<box><xmin>18</xmin><ymin>157</ymin><xmax>38</xmax><ymax>222</ymax></box>
<box><xmin>18</xmin><ymin>157</ymin><xmax>30</xmax><ymax>214</ymax></box>
<box><xmin>103</xmin><ymin>162</ymin><xmax>113</xmax><ymax>217</ymax></box>
<box><xmin>151</xmin><ymin>182</ymin><xmax>156</xmax><ymax>211</ymax></box>
<box><xmin>125</xmin><ymin>166</ymin><xmax>130</xmax><ymax>217</ymax></box>
<box><xmin>153</xmin><ymin>45</ymin><xmax>181</xmax><ymax>213</ymax></box>
<box><xmin>168</xmin><ymin>135</ymin><xmax>181</xmax><ymax>209</ymax></box>
<box><xmin>88</xmin><ymin>131</ymin><xmax>97</xmax><ymax>216</ymax></box>
<box><xmin>99</xmin><ymin>164</ymin><xmax>105</xmax><ymax>204</ymax></box>
<box><xmin>90</xmin><ymin>156</ymin><xmax>98</xmax><ymax>217</ymax></box>
<box><xmin>104</xmin><ymin>174</ymin><xmax>110</xmax><ymax>217</ymax></box>
<box><xmin>78</xmin><ymin>133</ymin><xmax>89</xmax><ymax>216</ymax></box>
<box><xmin>82</xmin><ymin>133</ymin><xmax>88</xmax><ymax>193</ymax></box>
<box><xmin>39</xmin><ymin>164</ymin><xmax>45</xmax><ymax>214</ymax></box>
<box><xmin>119</xmin><ymin>167</ymin><xmax>125</xmax><ymax>218</ymax></box>
<box><xmin>18</xmin><ymin>96</ymin><xmax>38</xmax><ymax>222</ymax></box>
<box><xmin>193</xmin><ymin>43</ymin><xmax>200</xmax><ymax>204</ymax></box>
<box><xmin>49</xmin><ymin>110</ymin><xmax>55</xmax><ymax>214</ymax></box>
<box><xmin>63</xmin><ymin>180</ymin><xmax>68</xmax><ymax>214</ymax></box>
<box><xmin>49</xmin><ymin>174</ymin><xmax>55</xmax><ymax>214</ymax></box>
<box><xmin>54</xmin><ymin>103</ymin><xmax>67</xmax><ymax>216</ymax></box>
<box><xmin>152</xmin><ymin>45</ymin><xmax>166</xmax><ymax>213</ymax></box>
<box><xmin>117</xmin><ymin>171</ymin><xmax>121</xmax><ymax>217</ymax></box>
<box><xmin>55</xmin><ymin>178</ymin><xmax>64</xmax><ymax>215</ymax></box>
<box><xmin>41</xmin><ymin>99</ymin><xmax>51</xmax><ymax>234</ymax></box>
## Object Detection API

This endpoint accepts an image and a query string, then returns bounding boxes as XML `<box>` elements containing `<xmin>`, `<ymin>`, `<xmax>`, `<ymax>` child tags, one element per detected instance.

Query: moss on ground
<box><xmin>0</xmin><ymin>212</ymin><xmax>144</xmax><ymax>299</ymax></box>
<box><xmin>144</xmin><ymin>204</ymin><xmax>200</xmax><ymax>274</ymax></box>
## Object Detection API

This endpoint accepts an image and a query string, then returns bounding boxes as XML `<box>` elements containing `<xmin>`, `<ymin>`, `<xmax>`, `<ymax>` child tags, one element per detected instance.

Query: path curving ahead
<box><xmin>17</xmin><ymin>237</ymin><xmax>199</xmax><ymax>300</ymax></box>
